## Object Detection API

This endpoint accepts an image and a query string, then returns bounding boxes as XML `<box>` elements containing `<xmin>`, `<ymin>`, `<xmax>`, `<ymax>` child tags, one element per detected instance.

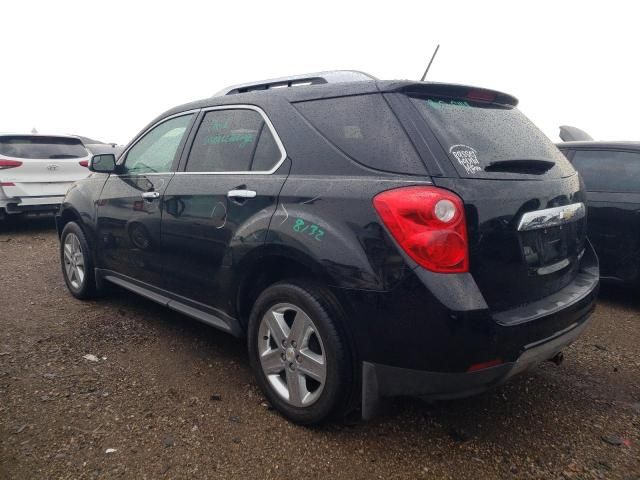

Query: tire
<box><xmin>60</xmin><ymin>221</ymin><xmax>98</xmax><ymax>299</ymax></box>
<box><xmin>248</xmin><ymin>281</ymin><xmax>353</xmax><ymax>425</ymax></box>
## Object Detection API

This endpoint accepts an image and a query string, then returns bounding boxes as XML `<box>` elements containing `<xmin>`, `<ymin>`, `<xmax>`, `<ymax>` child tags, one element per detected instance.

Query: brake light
<box><xmin>373</xmin><ymin>186</ymin><xmax>469</xmax><ymax>273</ymax></box>
<box><xmin>466</xmin><ymin>89</ymin><xmax>496</xmax><ymax>102</ymax></box>
<box><xmin>79</xmin><ymin>160</ymin><xmax>89</xmax><ymax>167</ymax></box>
<box><xmin>0</xmin><ymin>159</ymin><xmax>22</xmax><ymax>170</ymax></box>
<box><xmin>0</xmin><ymin>182</ymin><xmax>15</xmax><ymax>187</ymax></box>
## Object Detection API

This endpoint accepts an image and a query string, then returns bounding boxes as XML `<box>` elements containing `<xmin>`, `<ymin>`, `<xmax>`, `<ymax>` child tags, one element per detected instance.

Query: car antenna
<box><xmin>420</xmin><ymin>44</ymin><xmax>440</xmax><ymax>81</ymax></box>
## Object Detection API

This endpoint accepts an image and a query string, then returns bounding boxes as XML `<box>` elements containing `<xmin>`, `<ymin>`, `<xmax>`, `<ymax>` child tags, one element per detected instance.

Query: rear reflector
<box><xmin>0</xmin><ymin>159</ymin><xmax>23</xmax><ymax>170</ymax></box>
<box><xmin>467</xmin><ymin>359</ymin><xmax>503</xmax><ymax>372</ymax></box>
<box><xmin>0</xmin><ymin>182</ymin><xmax>15</xmax><ymax>187</ymax></box>
<box><xmin>373</xmin><ymin>186</ymin><xmax>469</xmax><ymax>273</ymax></box>
<box><xmin>79</xmin><ymin>160</ymin><xmax>89</xmax><ymax>167</ymax></box>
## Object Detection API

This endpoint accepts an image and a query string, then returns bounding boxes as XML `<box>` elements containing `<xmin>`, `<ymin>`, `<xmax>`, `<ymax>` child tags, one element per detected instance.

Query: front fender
<box><xmin>57</xmin><ymin>174</ymin><xmax>109</xmax><ymax>238</ymax></box>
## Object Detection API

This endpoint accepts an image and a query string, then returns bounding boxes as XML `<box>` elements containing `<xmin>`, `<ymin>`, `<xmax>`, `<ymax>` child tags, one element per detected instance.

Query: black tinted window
<box><xmin>572</xmin><ymin>149</ymin><xmax>640</xmax><ymax>193</ymax></box>
<box><xmin>0</xmin><ymin>136</ymin><xmax>88</xmax><ymax>159</ymax></box>
<box><xmin>410</xmin><ymin>96</ymin><xmax>574</xmax><ymax>179</ymax></box>
<box><xmin>295</xmin><ymin>94</ymin><xmax>423</xmax><ymax>174</ymax></box>
<box><xmin>186</xmin><ymin>109</ymin><xmax>281</xmax><ymax>172</ymax></box>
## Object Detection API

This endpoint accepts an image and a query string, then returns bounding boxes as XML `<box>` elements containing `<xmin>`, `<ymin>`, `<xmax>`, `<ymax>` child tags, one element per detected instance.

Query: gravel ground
<box><xmin>0</xmin><ymin>217</ymin><xmax>638</xmax><ymax>480</ymax></box>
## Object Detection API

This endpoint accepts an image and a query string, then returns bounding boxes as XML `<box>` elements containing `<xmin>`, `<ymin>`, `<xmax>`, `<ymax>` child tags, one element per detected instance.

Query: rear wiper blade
<box><xmin>485</xmin><ymin>159</ymin><xmax>555</xmax><ymax>175</ymax></box>
<box><xmin>49</xmin><ymin>154</ymin><xmax>78</xmax><ymax>159</ymax></box>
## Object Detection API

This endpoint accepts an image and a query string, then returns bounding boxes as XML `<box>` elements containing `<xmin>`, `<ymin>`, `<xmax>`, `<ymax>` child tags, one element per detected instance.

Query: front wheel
<box><xmin>247</xmin><ymin>281</ymin><xmax>353</xmax><ymax>424</ymax></box>
<box><xmin>60</xmin><ymin>221</ymin><xmax>97</xmax><ymax>299</ymax></box>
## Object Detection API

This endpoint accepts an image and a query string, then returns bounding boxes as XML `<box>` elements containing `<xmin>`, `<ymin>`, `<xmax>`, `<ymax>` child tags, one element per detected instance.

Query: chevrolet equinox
<box><xmin>57</xmin><ymin>71</ymin><xmax>599</xmax><ymax>424</ymax></box>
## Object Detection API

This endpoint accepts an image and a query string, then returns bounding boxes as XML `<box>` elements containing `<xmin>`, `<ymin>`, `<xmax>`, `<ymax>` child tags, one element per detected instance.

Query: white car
<box><xmin>0</xmin><ymin>134</ymin><xmax>92</xmax><ymax>219</ymax></box>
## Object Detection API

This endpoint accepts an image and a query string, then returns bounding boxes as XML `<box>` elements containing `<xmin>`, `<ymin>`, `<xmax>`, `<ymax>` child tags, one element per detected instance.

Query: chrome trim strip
<box><xmin>115</xmin><ymin>105</ymin><xmax>287</xmax><ymax>176</ymax></box>
<box><xmin>517</xmin><ymin>203</ymin><xmax>585</xmax><ymax>232</ymax></box>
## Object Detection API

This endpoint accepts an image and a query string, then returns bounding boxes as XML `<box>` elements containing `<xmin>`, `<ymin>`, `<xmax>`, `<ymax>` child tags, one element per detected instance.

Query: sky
<box><xmin>1</xmin><ymin>0</ymin><xmax>638</xmax><ymax>145</ymax></box>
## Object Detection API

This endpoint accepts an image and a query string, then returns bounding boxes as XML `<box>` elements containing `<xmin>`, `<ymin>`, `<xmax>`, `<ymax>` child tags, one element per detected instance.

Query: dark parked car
<box><xmin>558</xmin><ymin>141</ymin><xmax>640</xmax><ymax>285</ymax></box>
<box><xmin>57</xmin><ymin>71</ymin><xmax>599</xmax><ymax>424</ymax></box>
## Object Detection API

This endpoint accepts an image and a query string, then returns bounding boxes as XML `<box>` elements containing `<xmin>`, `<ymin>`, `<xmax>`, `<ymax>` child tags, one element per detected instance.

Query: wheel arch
<box><xmin>234</xmin><ymin>246</ymin><xmax>344</xmax><ymax>332</ymax></box>
<box><xmin>56</xmin><ymin>207</ymin><xmax>82</xmax><ymax>237</ymax></box>
<box><xmin>57</xmin><ymin>205</ymin><xmax>102</xmax><ymax>273</ymax></box>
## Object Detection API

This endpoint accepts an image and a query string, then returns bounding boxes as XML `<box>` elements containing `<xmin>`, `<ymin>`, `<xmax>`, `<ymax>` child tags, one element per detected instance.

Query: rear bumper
<box><xmin>335</xmin><ymin>242</ymin><xmax>599</xmax><ymax>419</ymax></box>
<box><xmin>361</xmin><ymin>309</ymin><xmax>593</xmax><ymax>418</ymax></box>
<box><xmin>0</xmin><ymin>195</ymin><xmax>64</xmax><ymax>214</ymax></box>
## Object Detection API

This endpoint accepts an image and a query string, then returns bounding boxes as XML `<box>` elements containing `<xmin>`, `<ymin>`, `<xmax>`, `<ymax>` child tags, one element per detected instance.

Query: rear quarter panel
<box><xmin>265</xmin><ymin>175</ymin><xmax>431</xmax><ymax>291</ymax></box>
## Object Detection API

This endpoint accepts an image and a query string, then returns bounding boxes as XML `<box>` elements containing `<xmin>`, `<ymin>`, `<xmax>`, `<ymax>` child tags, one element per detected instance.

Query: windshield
<box><xmin>0</xmin><ymin>136</ymin><xmax>88</xmax><ymax>159</ymax></box>
<box><xmin>410</xmin><ymin>96</ymin><xmax>574</xmax><ymax>178</ymax></box>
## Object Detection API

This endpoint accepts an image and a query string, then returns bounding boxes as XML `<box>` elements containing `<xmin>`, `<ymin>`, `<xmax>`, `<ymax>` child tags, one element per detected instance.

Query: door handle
<box><xmin>141</xmin><ymin>191</ymin><xmax>160</xmax><ymax>200</ymax></box>
<box><xmin>227</xmin><ymin>189</ymin><xmax>257</xmax><ymax>199</ymax></box>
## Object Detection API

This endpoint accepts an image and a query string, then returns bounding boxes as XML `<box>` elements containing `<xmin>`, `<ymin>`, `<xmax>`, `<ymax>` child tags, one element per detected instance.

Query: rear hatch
<box><xmin>0</xmin><ymin>135</ymin><xmax>90</xmax><ymax>202</ymax></box>
<box><xmin>404</xmin><ymin>86</ymin><xmax>587</xmax><ymax>312</ymax></box>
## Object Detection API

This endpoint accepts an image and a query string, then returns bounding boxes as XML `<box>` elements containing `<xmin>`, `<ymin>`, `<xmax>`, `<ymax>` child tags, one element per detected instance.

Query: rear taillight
<box><xmin>0</xmin><ymin>182</ymin><xmax>15</xmax><ymax>187</ymax></box>
<box><xmin>373</xmin><ymin>186</ymin><xmax>469</xmax><ymax>273</ymax></box>
<box><xmin>79</xmin><ymin>160</ymin><xmax>89</xmax><ymax>167</ymax></box>
<box><xmin>0</xmin><ymin>159</ymin><xmax>22</xmax><ymax>170</ymax></box>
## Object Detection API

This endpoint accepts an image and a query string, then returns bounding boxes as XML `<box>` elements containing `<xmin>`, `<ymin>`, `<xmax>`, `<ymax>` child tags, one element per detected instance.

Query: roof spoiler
<box><xmin>394</xmin><ymin>82</ymin><xmax>519</xmax><ymax>107</ymax></box>
<box><xmin>559</xmin><ymin>125</ymin><xmax>593</xmax><ymax>142</ymax></box>
<box><xmin>213</xmin><ymin>70</ymin><xmax>377</xmax><ymax>96</ymax></box>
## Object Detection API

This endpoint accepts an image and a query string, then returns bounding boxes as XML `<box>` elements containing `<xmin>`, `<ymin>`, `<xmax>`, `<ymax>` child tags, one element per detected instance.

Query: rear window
<box><xmin>410</xmin><ymin>96</ymin><xmax>574</xmax><ymax>179</ymax></box>
<box><xmin>0</xmin><ymin>136</ymin><xmax>88</xmax><ymax>159</ymax></box>
<box><xmin>294</xmin><ymin>94</ymin><xmax>426</xmax><ymax>175</ymax></box>
<box><xmin>572</xmin><ymin>149</ymin><xmax>640</xmax><ymax>193</ymax></box>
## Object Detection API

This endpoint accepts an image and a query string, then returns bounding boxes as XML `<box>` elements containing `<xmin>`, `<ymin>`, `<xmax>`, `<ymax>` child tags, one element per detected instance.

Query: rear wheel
<box><xmin>248</xmin><ymin>281</ymin><xmax>352</xmax><ymax>424</ymax></box>
<box><xmin>60</xmin><ymin>222</ymin><xmax>97</xmax><ymax>299</ymax></box>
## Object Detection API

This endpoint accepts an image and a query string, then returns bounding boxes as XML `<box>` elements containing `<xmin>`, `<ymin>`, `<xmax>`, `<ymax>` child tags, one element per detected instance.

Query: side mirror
<box><xmin>89</xmin><ymin>154</ymin><xmax>117</xmax><ymax>173</ymax></box>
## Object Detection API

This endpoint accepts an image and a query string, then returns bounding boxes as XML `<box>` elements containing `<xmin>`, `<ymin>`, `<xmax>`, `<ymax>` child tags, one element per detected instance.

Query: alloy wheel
<box><xmin>63</xmin><ymin>233</ymin><xmax>85</xmax><ymax>290</ymax></box>
<box><xmin>257</xmin><ymin>303</ymin><xmax>327</xmax><ymax>407</ymax></box>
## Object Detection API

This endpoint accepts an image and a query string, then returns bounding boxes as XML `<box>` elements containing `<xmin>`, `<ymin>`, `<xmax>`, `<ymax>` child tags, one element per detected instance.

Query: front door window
<box><xmin>123</xmin><ymin>114</ymin><xmax>194</xmax><ymax>174</ymax></box>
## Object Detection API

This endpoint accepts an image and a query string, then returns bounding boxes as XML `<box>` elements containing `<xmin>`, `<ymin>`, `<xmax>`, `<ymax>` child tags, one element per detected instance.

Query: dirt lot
<box><xmin>0</xmin><ymin>217</ymin><xmax>638</xmax><ymax>480</ymax></box>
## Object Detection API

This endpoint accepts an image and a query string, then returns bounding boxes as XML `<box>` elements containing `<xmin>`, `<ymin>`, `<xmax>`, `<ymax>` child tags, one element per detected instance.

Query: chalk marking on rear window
<box><xmin>202</xmin><ymin>132</ymin><xmax>255</xmax><ymax>148</ymax></box>
<box><xmin>427</xmin><ymin>99</ymin><xmax>470</xmax><ymax>109</ymax></box>
<box><xmin>449</xmin><ymin>144</ymin><xmax>482</xmax><ymax>175</ymax></box>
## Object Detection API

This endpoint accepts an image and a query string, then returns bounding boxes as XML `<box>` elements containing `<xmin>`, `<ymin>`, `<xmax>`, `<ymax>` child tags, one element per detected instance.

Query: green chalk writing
<box><xmin>292</xmin><ymin>218</ymin><xmax>324</xmax><ymax>241</ymax></box>
<box><xmin>426</xmin><ymin>99</ymin><xmax>470</xmax><ymax>109</ymax></box>
<box><xmin>203</xmin><ymin>132</ymin><xmax>255</xmax><ymax>148</ymax></box>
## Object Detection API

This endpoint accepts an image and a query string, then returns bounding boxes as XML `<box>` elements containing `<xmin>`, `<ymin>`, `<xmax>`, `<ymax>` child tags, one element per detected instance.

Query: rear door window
<box><xmin>294</xmin><ymin>94</ymin><xmax>425</xmax><ymax>175</ymax></box>
<box><xmin>0</xmin><ymin>136</ymin><xmax>88</xmax><ymax>159</ymax></box>
<box><xmin>410</xmin><ymin>96</ymin><xmax>575</xmax><ymax>179</ymax></box>
<box><xmin>572</xmin><ymin>149</ymin><xmax>640</xmax><ymax>193</ymax></box>
<box><xmin>185</xmin><ymin>109</ymin><xmax>282</xmax><ymax>172</ymax></box>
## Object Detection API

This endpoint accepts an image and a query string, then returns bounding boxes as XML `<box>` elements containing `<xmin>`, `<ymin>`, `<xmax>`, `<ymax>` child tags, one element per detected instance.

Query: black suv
<box><xmin>558</xmin><ymin>141</ymin><xmax>640</xmax><ymax>285</ymax></box>
<box><xmin>57</xmin><ymin>71</ymin><xmax>599</xmax><ymax>424</ymax></box>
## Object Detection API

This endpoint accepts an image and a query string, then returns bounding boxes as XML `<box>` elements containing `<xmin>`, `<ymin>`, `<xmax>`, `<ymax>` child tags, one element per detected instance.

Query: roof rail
<box><xmin>213</xmin><ymin>70</ymin><xmax>377</xmax><ymax>96</ymax></box>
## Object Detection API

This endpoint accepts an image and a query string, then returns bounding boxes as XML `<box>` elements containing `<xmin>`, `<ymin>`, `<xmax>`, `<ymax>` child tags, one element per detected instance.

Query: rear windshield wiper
<box><xmin>485</xmin><ymin>159</ymin><xmax>555</xmax><ymax>175</ymax></box>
